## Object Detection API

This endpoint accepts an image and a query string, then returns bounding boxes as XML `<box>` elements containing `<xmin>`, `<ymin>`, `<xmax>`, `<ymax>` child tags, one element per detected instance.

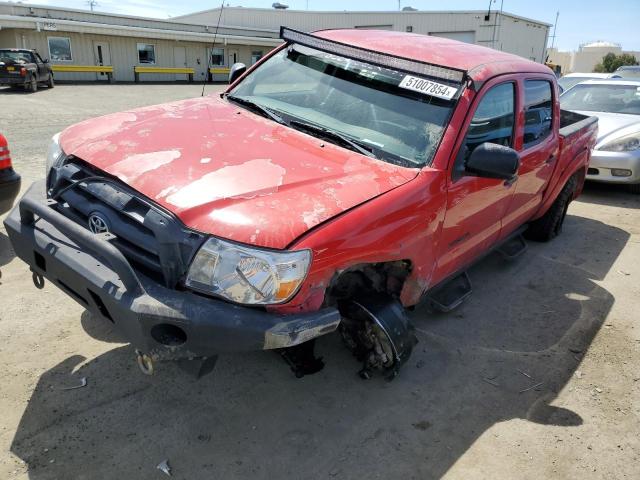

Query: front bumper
<box><xmin>0</xmin><ymin>168</ymin><xmax>21</xmax><ymax>215</ymax></box>
<box><xmin>586</xmin><ymin>149</ymin><xmax>640</xmax><ymax>185</ymax></box>
<box><xmin>3</xmin><ymin>181</ymin><xmax>341</xmax><ymax>361</ymax></box>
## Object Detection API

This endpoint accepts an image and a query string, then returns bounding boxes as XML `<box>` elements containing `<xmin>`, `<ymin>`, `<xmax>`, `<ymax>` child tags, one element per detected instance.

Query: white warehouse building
<box><xmin>0</xmin><ymin>2</ymin><xmax>550</xmax><ymax>83</ymax></box>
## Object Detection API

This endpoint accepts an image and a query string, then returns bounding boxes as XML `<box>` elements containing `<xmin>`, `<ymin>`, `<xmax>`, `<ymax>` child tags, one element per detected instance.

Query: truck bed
<box><xmin>559</xmin><ymin>109</ymin><xmax>598</xmax><ymax>139</ymax></box>
<box><xmin>536</xmin><ymin>110</ymin><xmax>598</xmax><ymax>217</ymax></box>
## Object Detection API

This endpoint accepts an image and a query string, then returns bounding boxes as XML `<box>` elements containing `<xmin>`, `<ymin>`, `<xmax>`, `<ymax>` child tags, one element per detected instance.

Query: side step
<box><xmin>425</xmin><ymin>271</ymin><xmax>472</xmax><ymax>313</ymax></box>
<box><xmin>497</xmin><ymin>234</ymin><xmax>528</xmax><ymax>260</ymax></box>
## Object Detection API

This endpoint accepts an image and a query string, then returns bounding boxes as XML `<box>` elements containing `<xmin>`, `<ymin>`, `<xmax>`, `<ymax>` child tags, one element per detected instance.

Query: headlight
<box><xmin>598</xmin><ymin>132</ymin><xmax>640</xmax><ymax>152</ymax></box>
<box><xmin>45</xmin><ymin>133</ymin><xmax>66</xmax><ymax>182</ymax></box>
<box><xmin>186</xmin><ymin>237</ymin><xmax>311</xmax><ymax>305</ymax></box>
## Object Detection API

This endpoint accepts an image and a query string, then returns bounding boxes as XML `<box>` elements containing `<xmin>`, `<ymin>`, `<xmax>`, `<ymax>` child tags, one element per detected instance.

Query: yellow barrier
<box><xmin>209</xmin><ymin>67</ymin><xmax>230</xmax><ymax>74</ymax></box>
<box><xmin>52</xmin><ymin>64</ymin><xmax>114</xmax><ymax>73</ymax></box>
<box><xmin>134</xmin><ymin>66</ymin><xmax>194</xmax><ymax>74</ymax></box>
<box><xmin>134</xmin><ymin>66</ymin><xmax>195</xmax><ymax>82</ymax></box>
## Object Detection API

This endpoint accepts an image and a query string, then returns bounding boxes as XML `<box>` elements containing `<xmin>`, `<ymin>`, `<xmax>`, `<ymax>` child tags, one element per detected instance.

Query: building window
<box><xmin>251</xmin><ymin>50</ymin><xmax>263</xmax><ymax>65</ymax></box>
<box><xmin>523</xmin><ymin>80</ymin><xmax>553</xmax><ymax>148</ymax></box>
<box><xmin>137</xmin><ymin>43</ymin><xmax>156</xmax><ymax>64</ymax></box>
<box><xmin>48</xmin><ymin>37</ymin><xmax>72</xmax><ymax>62</ymax></box>
<box><xmin>211</xmin><ymin>48</ymin><xmax>224</xmax><ymax>66</ymax></box>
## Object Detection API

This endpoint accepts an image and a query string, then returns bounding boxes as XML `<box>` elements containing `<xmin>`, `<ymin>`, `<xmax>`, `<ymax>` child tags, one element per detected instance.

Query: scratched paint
<box><xmin>109</xmin><ymin>150</ymin><xmax>181</xmax><ymax>182</ymax></box>
<box><xmin>166</xmin><ymin>158</ymin><xmax>286</xmax><ymax>209</ymax></box>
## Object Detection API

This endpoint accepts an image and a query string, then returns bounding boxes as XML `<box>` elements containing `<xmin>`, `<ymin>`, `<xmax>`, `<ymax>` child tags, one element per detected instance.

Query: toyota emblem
<box><xmin>88</xmin><ymin>213</ymin><xmax>110</xmax><ymax>234</ymax></box>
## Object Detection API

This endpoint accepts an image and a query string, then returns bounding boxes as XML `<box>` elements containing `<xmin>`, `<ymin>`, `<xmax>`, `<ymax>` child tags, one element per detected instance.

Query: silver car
<box><xmin>561</xmin><ymin>79</ymin><xmax>640</xmax><ymax>193</ymax></box>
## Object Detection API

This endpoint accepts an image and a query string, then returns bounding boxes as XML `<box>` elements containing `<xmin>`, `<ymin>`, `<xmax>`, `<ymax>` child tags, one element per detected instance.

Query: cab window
<box><xmin>452</xmin><ymin>82</ymin><xmax>515</xmax><ymax>180</ymax></box>
<box><xmin>464</xmin><ymin>82</ymin><xmax>515</xmax><ymax>159</ymax></box>
<box><xmin>523</xmin><ymin>80</ymin><xmax>553</xmax><ymax>148</ymax></box>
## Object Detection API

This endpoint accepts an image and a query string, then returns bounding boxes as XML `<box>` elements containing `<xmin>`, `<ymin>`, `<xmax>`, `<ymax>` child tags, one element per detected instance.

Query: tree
<box><xmin>594</xmin><ymin>52</ymin><xmax>639</xmax><ymax>73</ymax></box>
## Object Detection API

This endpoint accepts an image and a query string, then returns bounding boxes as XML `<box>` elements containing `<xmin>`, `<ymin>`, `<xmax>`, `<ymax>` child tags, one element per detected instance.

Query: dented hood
<box><xmin>60</xmin><ymin>96</ymin><xmax>418</xmax><ymax>249</ymax></box>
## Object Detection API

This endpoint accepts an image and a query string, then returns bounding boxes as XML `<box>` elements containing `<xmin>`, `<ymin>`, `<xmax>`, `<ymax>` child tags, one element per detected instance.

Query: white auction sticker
<box><xmin>398</xmin><ymin>75</ymin><xmax>458</xmax><ymax>100</ymax></box>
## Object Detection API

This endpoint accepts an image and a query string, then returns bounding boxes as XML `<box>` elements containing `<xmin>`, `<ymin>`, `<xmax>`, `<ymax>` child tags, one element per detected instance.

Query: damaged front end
<box><xmin>4</xmin><ymin>180</ymin><xmax>342</xmax><ymax>378</ymax></box>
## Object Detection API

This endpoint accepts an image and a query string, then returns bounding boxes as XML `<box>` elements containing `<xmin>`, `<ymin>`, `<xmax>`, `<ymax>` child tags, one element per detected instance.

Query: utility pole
<box><xmin>398</xmin><ymin>0</ymin><xmax>401</xmax><ymax>11</ymax></box>
<box><xmin>86</xmin><ymin>0</ymin><xmax>98</xmax><ymax>12</ymax></box>
<box><xmin>550</xmin><ymin>11</ymin><xmax>560</xmax><ymax>49</ymax></box>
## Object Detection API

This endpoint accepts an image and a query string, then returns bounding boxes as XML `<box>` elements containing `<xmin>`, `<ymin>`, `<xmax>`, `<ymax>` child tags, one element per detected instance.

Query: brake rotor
<box><xmin>339</xmin><ymin>295</ymin><xmax>417</xmax><ymax>379</ymax></box>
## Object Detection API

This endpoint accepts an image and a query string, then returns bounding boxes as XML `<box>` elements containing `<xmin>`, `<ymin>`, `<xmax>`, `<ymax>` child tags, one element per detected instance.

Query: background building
<box><xmin>548</xmin><ymin>41</ymin><xmax>640</xmax><ymax>74</ymax></box>
<box><xmin>175</xmin><ymin>7</ymin><xmax>551</xmax><ymax>63</ymax></box>
<box><xmin>0</xmin><ymin>2</ymin><xmax>551</xmax><ymax>83</ymax></box>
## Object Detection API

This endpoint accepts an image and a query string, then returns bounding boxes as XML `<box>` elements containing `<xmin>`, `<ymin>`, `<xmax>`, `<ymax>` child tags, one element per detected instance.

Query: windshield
<box><xmin>560</xmin><ymin>83</ymin><xmax>640</xmax><ymax>115</ymax></box>
<box><xmin>0</xmin><ymin>50</ymin><xmax>34</xmax><ymax>64</ymax></box>
<box><xmin>229</xmin><ymin>44</ymin><xmax>457</xmax><ymax>167</ymax></box>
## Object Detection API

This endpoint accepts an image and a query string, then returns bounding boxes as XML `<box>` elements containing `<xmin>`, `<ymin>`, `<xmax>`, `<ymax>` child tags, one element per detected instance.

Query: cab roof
<box><xmin>314</xmin><ymin>29</ymin><xmax>552</xmax><ymax>82</ymax></box>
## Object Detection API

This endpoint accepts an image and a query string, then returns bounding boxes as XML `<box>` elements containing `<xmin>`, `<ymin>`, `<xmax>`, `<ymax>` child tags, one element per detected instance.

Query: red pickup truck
<box><xmin>4</xmin><ymin>29</ymin><xmax>597</xmax><ymax>379</ymax></box>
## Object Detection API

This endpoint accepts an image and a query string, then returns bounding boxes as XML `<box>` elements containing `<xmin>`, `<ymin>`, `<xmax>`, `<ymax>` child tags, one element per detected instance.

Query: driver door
<box><xmin>433</xmin><ymin>78</ymin><xmax>520</xmax><ymax>283</ymax></box>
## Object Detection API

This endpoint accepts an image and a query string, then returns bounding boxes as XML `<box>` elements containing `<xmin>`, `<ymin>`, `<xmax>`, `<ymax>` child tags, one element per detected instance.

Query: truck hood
<box><xmin>572</xmin><ymin>110</ymin><xmax>640</xmax><ymax>143</ymax></box>
<box><xmin>60</xmin><ymin>96</ymin><xmax>418</xmax><ymax>249</ymax></box>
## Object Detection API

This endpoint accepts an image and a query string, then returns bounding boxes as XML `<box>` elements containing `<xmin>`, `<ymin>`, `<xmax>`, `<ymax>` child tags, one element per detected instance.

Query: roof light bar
<box><xmin>280</xmin><ymin>27</ymin><xmax>465</xmax><ymax>83</ymax></box>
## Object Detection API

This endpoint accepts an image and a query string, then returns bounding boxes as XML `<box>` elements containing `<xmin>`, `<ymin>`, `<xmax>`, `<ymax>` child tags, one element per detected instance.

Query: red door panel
<box><xmin>433</xmin><ymin>78</ymin><xmax>520</xmax><ymax>285</ymax></box>
<box><xmin>502</xmin><ymin>77</ymin><xmax>559</xmax><ymax>236</ymax></box>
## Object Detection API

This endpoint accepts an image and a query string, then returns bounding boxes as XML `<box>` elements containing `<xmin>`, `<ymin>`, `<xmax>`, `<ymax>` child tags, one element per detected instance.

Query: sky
<box><xmin>16</xmin><ymin>0</ymin><xmax>640</xmax><ymax>52</ymax></box>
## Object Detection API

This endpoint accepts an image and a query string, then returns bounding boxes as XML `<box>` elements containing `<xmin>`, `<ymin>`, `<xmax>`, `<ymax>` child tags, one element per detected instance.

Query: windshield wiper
<box><xmin>226</xmin><ymin>95</ymin><xmax>286</xmax><ymax>125</ymax></box>
<box><xmin>288</xmin><ymin>120</ymin><xmax>378</xmax><ymax>159</ymax></box>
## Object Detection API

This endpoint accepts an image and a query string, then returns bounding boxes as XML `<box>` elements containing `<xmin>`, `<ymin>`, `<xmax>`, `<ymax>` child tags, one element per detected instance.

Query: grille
<box><xmin>49</xmin><ymin>159</ymin><xmax>205</xmax><ymax>288</ymax></box>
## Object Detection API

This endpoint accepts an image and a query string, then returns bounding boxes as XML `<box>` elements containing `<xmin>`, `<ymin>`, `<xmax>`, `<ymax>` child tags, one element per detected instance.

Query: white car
<box><xmin>558</xmin><ymin>72</ymin><xmax>620</xmax><ymax>93</ymax></box>
<box><xmin>561</xmin><ymin>79</ymin><xmax>640</xmax><ymax>193</ymax></box>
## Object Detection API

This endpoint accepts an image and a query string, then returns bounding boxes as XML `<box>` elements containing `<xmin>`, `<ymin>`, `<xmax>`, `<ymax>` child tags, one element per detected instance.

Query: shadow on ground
<box><xmin>578</xmin><ymin>181</ymin><xmax>640</xmax><ymax>208</ymax></box>
<box><xmin>9</xmin><ymin>214</ymin><xmax>627</xmax><ymax>480</ymax></box>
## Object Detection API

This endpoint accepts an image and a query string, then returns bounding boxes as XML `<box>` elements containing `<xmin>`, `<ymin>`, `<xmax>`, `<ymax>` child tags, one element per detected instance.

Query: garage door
<box><xmin>429</xmin><ymin>31</ymin><xmax>476</xmax><ymax>44</ymax></box>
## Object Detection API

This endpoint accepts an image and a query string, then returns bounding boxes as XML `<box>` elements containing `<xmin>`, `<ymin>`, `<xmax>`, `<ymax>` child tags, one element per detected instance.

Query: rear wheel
<box><xmin>27</xmin><ymin>77</ymin><xmax>37</xmax><ymax>93</ymax></box>
<box><xmin>47</xmin><ymin>74</ymin><xmax>55</xmax><ymax>88</ymax></box>
<box><xmin>525</xmin><ymin>174</ymin><xmax>578</xmax><ymax>242</ymax></box>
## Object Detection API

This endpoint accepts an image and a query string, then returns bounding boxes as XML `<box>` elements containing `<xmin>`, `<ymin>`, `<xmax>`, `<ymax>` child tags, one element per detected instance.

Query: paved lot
<box><xmin>0</xmin><ymin>85</ymin><xmax>639</xmax><ymax>480</ymax></box>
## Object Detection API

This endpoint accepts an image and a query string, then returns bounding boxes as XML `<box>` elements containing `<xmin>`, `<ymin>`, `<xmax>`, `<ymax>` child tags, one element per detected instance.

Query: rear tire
<box><xmin>525</xmin><ymin>174</ymin><xmax>578</xmax><ymax>242</ymax></box>
<box><xmin>47</xmin><ymin>74</ymin><xmax>54</xmax><ymax>88</ymax></box>
<box><xmin>27</xmin><ymin>77</ymin><xmax>37</xmax><ymax>93</ymax></box>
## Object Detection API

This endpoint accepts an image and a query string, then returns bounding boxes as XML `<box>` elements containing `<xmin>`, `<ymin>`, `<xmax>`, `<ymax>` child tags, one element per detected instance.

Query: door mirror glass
<box><xmin>466</xmin><ymin>142</ymin><xmax>520</xmax><ymax>180</ymax></box>
<box><xmin>229</xmin><ymin>62</ymin><xmax>247</xmax><ymax>84</ymax></box>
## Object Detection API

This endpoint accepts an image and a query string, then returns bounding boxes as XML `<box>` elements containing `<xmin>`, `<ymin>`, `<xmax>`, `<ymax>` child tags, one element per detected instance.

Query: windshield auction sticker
<box><xmin>398</xmin><ymin>75</ymin><xmax>458</xmax><ymax>100</ymax></box>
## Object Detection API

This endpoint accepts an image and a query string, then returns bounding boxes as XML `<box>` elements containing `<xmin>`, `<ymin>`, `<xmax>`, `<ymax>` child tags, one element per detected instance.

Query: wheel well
<box><xmin>325</xmin><ymin>260</ymin><xmax>412</xmax><ymax>306</ymax></box>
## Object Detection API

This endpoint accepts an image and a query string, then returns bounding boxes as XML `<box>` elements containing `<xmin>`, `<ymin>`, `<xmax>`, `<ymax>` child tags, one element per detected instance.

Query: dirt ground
<box><xmin>0</xmin><ymin>84</ymin><xmax>638</xmax><ymax>480</ymax></box>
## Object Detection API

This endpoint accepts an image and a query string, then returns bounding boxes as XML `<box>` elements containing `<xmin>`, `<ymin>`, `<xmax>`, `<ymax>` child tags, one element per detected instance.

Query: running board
<box><xmin>425</xmin><ymin>271</ymin><xmax>472</xmax><ymax>313</ymax></box>
<box><xmin>497</xmin><ymin>234</ymin><xmax>528</xmax><ymax>260</ymax></box>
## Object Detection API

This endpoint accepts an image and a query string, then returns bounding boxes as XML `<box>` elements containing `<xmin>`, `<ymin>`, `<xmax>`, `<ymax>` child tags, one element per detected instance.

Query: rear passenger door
<box><xmin>434</xmin><ymin>79</ymin><xmax>519</xmax><ymax>282</ymax></box>
<box><xmin>501</xmin><ymin>78</ymin><xmax>559</xmax><ymax>236</ymax></box>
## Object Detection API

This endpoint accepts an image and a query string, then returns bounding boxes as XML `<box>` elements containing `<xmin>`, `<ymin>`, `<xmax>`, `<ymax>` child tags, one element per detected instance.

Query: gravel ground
<box><xmin>0</xmin><ymin>84</ymin><xmax>638</xmax><ymax>480</ymax></box>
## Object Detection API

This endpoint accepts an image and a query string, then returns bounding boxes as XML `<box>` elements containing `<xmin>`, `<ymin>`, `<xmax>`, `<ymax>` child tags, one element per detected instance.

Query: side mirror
<box><xmin>228</xmin><ymin>62</ymin><xmax>247</xmax><ymax>84</ymax></box>
<box><xmin>466</xmin><ymin>142</ymin><xmax>520</xmax><ymax>181</ymax></box>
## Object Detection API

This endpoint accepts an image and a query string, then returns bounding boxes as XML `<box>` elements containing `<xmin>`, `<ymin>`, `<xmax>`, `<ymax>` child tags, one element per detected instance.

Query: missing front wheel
<box><xmin>339</xmin><ymin>295</ymin><xmax>417</xmax><ymax>380</ymax></box>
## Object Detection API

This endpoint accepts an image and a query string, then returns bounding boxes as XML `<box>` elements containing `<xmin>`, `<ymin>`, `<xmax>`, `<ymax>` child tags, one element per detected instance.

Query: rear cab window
<box><xmin>523</xmin><ymin>80</ymin><xmax>554</xmax><ymax>148</ymax></box>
